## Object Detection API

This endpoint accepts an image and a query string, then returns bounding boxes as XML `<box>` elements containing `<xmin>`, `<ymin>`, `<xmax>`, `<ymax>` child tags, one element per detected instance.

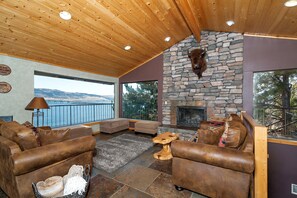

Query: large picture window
<box><xmin>34</xmin><ymin>72</ymin><xmax>115</xmax><ymax>127</ymax></box>
<box><xmin>253</xmin><ymin>69</ymin><xmax>297</xmax><ymax>139</ymax></box>
<box><xmin>122</xmin><ymin>81</ymin><xmax>158</xmax><ymax>121</ymax></box>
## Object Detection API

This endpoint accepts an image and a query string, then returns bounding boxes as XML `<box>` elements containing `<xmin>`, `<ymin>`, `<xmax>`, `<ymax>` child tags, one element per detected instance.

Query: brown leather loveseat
<box><xmin>0</xmin><ymin>121</ymin><xmax>96</xmax><ymax>198</ymax></box>
<box><xmin>171</xmin><ymin>114</ymin><xmax>255</xmax><ymax>198</ymax></box>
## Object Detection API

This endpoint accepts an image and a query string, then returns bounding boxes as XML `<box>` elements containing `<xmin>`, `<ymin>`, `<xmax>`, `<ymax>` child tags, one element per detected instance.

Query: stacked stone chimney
<box><xmin>162</xmin><ymin>31</ymin><xmax>243</xmax><ymax>125</ymax></box>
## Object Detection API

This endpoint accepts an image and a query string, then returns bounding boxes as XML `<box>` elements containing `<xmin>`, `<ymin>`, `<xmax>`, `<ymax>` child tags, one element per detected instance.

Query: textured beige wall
<box><xmin>0</xmin><ymin>55</ymin><xmax>119</xmax><ymax>123</ymax></box>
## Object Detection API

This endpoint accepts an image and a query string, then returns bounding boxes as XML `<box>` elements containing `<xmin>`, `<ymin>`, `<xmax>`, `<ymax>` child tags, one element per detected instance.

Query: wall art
<box><xmin>0</xmin><ymin>64</ymin><xmax>11</xmax><ymax>76</ymax></box>
<box><xmin>0</xmin><ymin>82</ymin><xmax>12</xmax><ymax>93</ymax></box>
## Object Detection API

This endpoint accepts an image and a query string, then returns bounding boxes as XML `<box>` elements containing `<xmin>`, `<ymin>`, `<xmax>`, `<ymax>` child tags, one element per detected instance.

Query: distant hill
<box><xmin>35</xmin><ymin>88</ymin><xmax>114</xmax><ymax>103</ymax></box>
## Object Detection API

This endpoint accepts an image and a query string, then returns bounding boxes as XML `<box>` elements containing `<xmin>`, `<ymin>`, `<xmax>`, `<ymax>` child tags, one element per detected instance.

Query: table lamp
<box><xmin>25</xmin><ymin>97</ymin><xmax>49</xmax><ymax>127</ymax></box>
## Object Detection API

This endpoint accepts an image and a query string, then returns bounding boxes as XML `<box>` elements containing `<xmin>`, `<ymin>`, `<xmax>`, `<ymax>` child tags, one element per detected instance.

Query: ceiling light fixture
<box><xmin>164</xmin><ymin>36</ymin><xmax>171</xmax><ymax>42</ymax></box>
<box><xmin>124</xmin><ymin>45</ymin><xmax>131</xmax><ymax>50</ymax></box>
<box><xmin>59</xmin><ymin>11</ymin><xmax>72</xmax><ymax>20</ymax></box>
<box><xmin>226</xmin><ymin>20</ymin><xmax>235</xmax><ymax>26</ymax></box>
<box><xmin>284</xmin><ymin>0</ymin><xmax>297</xmax><ymax>7</ymax></box>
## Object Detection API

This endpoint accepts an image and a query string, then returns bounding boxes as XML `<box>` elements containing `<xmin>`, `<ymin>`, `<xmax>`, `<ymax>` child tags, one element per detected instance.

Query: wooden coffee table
<box><xmin>152</xmin><ymin>132</ymin><xmax>179</xmax><ymax>160</ymax></box>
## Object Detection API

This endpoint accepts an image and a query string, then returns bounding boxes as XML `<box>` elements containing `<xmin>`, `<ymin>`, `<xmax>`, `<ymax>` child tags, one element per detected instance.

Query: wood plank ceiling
<box><xmin>0</xmin><ymin>0</ymin><xmax>296</xmax><ymax>77</ymax></box>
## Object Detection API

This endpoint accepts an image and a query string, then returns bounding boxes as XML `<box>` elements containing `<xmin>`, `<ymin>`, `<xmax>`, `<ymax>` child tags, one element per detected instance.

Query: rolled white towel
<box><xmin>36</xmin><ymin>176</ymin><xmax>63</xmax><ymax>197</ymax></box>
<box><xmin>63</xmin><ymin>176</ymin><xmax>87</xmax><ymax>196</ymax></box>
<box><xmin>63</xmin><ymin>165</ymin><xmax>84</xmax><ymax>184</ymax></box>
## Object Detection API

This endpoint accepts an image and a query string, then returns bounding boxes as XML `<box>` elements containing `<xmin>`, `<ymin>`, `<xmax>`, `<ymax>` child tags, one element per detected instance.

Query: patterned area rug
<box><xmin>93</xmin><ymin>134</ymin><xmax>154</xmax><ymax>173</ymax></box>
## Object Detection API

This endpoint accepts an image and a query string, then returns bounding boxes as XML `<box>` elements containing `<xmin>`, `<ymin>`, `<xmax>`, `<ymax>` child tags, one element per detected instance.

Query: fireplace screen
<box><xmin>177</xmin><ymin>106</ymin><xmax>206</xmax><ymax>128</ymax></box>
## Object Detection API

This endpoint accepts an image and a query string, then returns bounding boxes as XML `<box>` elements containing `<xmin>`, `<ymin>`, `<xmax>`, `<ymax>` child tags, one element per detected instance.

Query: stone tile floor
<box><xmin>0</xmin><ymin>130</ymin><xmax>207</xmax><ymax>198</ymax></box>
<box><xmin>88</xmin><ymin>130</ymin><xmax>207</xmax><ymax>198</ymax></box>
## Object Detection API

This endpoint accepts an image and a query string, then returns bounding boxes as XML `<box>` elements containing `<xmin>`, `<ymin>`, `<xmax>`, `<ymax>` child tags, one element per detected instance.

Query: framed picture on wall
<box><xmin>0</xmin><ymin>82</ymin><xmax>12</xmax><ymax>93</ymax></box>
<box><xmin>0</xmin><ymin>116</ymin><xmax>13</xmax><ymax>122</ymax></box>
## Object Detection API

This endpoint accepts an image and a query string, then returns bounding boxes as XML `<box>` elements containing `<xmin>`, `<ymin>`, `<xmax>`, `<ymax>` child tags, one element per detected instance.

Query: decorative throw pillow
<box><xmin>209</xmin><ymin>116</ymin><xmax>227</xmax><ymax>122</ymax></box>
<box><xmin>218</xmin><ymin>122</ymin><xmax>229</xmax><ymax>147</ymax></box>
<box><xmin>22</xmin><ymin>121</ymin><xmax>34</xmax><ymax>128</ymax></box>
<box><xmin>14</xmin><ymin>130</ymin><xmax>39</xmax><ymax>150</ymax></box>
<box><xmin>37</xmin><ymin>128</ymin><xmax>70</xmax><ymax>146</ymax></box>
<box><xmin>22</xmin><ymin>121</ymin><xmax>42</xmax><ymax>145</ymax></box>
<box><xmin>218</xmin><ymin>121</ymin><xmax>247</xmax><ymax>148</ymax></box>
<box><xmin>228</xmin><ymin>120</ymin><xmax>247</xmax><ymax>147</ymax></box>
<box><xmin>200</xmin><ymin>121</ymin><xmax>224</xmax><ymax>130</ymax></box>
<box><xmin>198</xmin><ymin>126</ymin><xmax>224</xmax><ymax>145</ymax></box>
<box><xmin>228</xmin><ymin>114</ymin><xmax>242</xmax><ymax>122</ymax></box>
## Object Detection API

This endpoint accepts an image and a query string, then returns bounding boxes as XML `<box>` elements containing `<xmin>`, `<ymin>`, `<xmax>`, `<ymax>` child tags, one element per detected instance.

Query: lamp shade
<box><xmin>25</xmin><ymin>97</ymin><xmax>49</xmax><ymax>110</ymax></box>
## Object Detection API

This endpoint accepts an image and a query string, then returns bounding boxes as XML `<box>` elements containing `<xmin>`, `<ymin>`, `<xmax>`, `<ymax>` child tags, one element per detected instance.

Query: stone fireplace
<box><xmin>166</xmin><ymin>100</ymin><xmax>208</xmax><ymax>127</ymax></box>
<box><xmin>177</xmin><ymin>106</ymin><xmax>206</xmax><ymax>128</ymax></box>
<box><xmin>162</xmin><ymin>31</ymin><xmax>244</xmax><ymax>126</ymax></box>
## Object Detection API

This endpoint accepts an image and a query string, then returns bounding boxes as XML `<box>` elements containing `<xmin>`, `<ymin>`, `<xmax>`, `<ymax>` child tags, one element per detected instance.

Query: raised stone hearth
<box><xmin>162</xmin><ymin>31</ymin><xmax>243</xmax><ymax>126</ymax></box>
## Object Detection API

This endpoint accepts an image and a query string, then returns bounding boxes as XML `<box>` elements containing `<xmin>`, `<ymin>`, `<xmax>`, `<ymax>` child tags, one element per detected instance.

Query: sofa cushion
<box><xmin>1</xmin><ymin>121</ymin><xmax>39</xmax><ymax>150</ymax></box>
<box><xmin>0</xmin><ymin>121</ymin><xmax>22</xmax><ymax>139</ymax></box>
<box><xmin>55</xmin><ymin>125</ymin><xmax>92</xmax><ymax>140</ymax></box>
<box><xmin>37</xmin><ymin>128</ymin><xmax>70</xmax><ymax>146</ymax></box>
<box><xmin>198</xmin><ymin>126</ymin><xmax>224</xmax><ymax>145</ymax></box>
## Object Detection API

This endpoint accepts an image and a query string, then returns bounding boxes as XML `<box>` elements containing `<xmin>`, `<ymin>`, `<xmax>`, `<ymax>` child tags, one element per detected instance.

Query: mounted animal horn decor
<box><xmin>188</xmin><ymin>48</ymin><xmax>207</xmax><ymax>79</ymax></box>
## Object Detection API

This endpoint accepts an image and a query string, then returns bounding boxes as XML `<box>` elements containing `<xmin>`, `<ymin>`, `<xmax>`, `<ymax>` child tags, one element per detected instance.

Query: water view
<box><xmin>37</xmin><ymin>101</ymin><xmax>114</xmax><ymax>128</ymax></box>
<box><xmin>34</xmin><ymin>74</ymin><xmax>115</xmax><ymax>128</ymax></box>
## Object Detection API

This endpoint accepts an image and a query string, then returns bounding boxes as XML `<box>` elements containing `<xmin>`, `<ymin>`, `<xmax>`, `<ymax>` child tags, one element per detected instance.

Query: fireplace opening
<box><xmin>177</xmin><ymin>106</ymin><xmax>206</xmax><ymax>128</ymax></box>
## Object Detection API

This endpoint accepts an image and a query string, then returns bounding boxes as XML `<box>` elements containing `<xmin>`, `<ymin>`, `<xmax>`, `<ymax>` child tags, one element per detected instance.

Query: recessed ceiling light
<box><xmin>59</xmin><ymin>11</ymin><xmax>72</xmax><ymax>20</ymax></box>
<box><xmin>124</xmin><ymin>45</ymin><xmax>131</xmax><ymax>50</ymax></box>
<box><xmin>284</xmin><ymin>0</ymin><xmax>297</xmax><ymax>7</ymax></box>
<box><xmin>226</xmin><ymin>20</ymin><xmax>235</xmax><ymax>26</ymax></box>
<box><xmin>164</xmin><ymin>36</ymin><xmax>171</xmax><ymax>42</ymax></box>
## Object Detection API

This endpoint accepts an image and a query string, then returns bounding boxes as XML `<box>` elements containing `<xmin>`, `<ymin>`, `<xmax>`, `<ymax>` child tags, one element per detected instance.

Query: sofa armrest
<box><xmin>0</xmin><ymin>136</ymin><xmax>22</xmax><ymax>155</ymax></box>
<box><xmin>171</xmin><ymin>140</ymin><xmax>254</xmax><ymax>174</ymax></box>
<box><xmin>12</xmin><ymin>136</ymin><xmax>96</xmax><ymax>175</ymax></box>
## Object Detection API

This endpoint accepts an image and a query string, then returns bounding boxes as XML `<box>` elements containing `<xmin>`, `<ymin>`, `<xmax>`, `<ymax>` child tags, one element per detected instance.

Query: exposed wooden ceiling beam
<box><xmin>174</xmin><ymin>0</ymin><xmax>201</xmax><ymax>41</ymax></box>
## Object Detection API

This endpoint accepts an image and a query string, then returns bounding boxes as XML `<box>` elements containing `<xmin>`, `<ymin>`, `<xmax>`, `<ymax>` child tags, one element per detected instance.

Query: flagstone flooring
<box><xmin>88</xmin><ymin>130</ymin><xmax>207</xmax><ymax>198</ymax></box>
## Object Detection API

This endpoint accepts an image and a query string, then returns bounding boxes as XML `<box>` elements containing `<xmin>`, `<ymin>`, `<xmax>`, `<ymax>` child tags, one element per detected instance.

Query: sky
<box><xmin>34</xmin><ymin>75</ymin><xmax>114</xmax><ymax>96</ymax></box>
<box><xmin>122</xmin><ymin>82</ymin><xmax>138</xmax><ymax>94</ymax></box>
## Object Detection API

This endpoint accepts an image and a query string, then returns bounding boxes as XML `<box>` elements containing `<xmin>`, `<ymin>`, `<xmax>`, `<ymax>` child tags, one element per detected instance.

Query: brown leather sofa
<box><xmin>0</xmin><ymin>121</ymin><xmax>96</xmax><ymax>198</ymax></box>
<box><xmin>171</xmin><ymin>114</ymin><xmax>254</xmax><ymax>198</ymax></box>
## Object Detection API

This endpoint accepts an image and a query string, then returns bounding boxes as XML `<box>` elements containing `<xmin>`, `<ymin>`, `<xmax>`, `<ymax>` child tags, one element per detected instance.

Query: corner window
<box><xmin>122</xmin><ymin>81</ymin><xmax>158</xmax><ymax>121</ymax></box>
<box><xmin>253</xmin><ymin>69</ymin><xmax>297</xmax><ymax>139</ymax></box>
